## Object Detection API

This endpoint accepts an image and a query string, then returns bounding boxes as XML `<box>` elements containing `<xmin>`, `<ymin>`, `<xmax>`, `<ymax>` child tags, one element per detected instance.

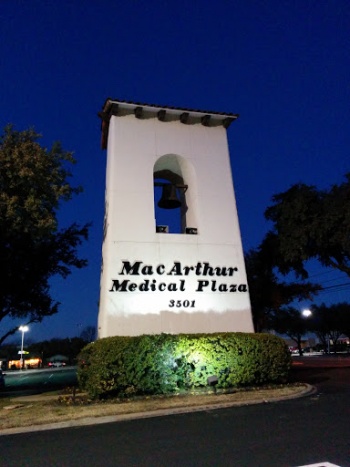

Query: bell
<box><xmin>158</xmin><ymin>184</ymin><xmax>182</xmax><ymax>209</ymax></box>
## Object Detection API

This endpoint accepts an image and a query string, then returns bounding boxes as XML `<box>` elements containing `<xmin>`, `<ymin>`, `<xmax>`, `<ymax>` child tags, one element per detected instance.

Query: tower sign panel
<box><xmin>98</xmin><ymin>99</ymin><xmax>254</xmax><ymax>337</ymax></box>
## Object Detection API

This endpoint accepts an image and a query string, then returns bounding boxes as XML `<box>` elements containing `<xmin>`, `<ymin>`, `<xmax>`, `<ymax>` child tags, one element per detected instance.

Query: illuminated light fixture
<box><xmin>186</xmin><ymin>227</ymin><xmax>198</xmax><ymax>235</ymax></box>
<box><xmin>207</xmin><ymin>375</ymin><xmax>219</xmax><ymax>393</ymax></box>
<box><xmin>156</xmin><ymin>225</ymin><xmax>169</xmax><ymax>233</ymax></box>
<box><xmin>302</xmin><ymin>309</ymin><xmax>312</xmax><ymax>318</ymax></box>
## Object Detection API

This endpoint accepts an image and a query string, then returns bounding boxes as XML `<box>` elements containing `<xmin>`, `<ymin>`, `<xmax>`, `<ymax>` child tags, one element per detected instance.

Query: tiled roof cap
<box><xmin>99</xmin><ymin>98</ymin><xmax>239</xmax><ymax>149</ymax></box>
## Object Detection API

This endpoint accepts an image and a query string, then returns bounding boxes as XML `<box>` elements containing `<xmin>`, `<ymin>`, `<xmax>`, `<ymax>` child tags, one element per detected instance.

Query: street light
<box><xmin>18</xmin><ymin>325</ymin><xmax>29</xmax><ymax>369</ymax></box>
<box><xmin>300</xmin><ymin>309</ymin><xmax>312</xmax><ymax>354</ymax></box>
<box><xmin>301</xmin><ymin>309</ymin><xmax>312</xmax><ymax>318</ymax></box>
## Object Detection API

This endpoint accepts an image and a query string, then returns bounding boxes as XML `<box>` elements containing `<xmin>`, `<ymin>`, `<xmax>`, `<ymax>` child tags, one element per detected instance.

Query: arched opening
<box><xmin>154</xmin><ymin>155</ymin><xmax>198</xmax><ymax>235</ymax></box>
<box><xmin>154</xmin><ymin>170</ymin><xmax>187</xmax><ymax>234</ymax></box>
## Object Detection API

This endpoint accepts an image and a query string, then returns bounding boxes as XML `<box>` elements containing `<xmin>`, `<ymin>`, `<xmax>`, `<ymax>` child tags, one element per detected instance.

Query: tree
<box><xmin>246</xmin><ymin>246</ymin><xmax>321</xmax><ymax>332</ymax></box>
<box><xmin>79</xmin><ymin>325</ymin><xmax>96</xmax><ymax>342</ymax></box>
<box><xmin>268</xmin><ymin>307</ymin><xmax>311</xmax><ymax>356</ymax></box>
<box><xmin>263</xmin><ymin>174</ymin><xmax>350</xmax><ymax>278</ymax></box>
<box><xmin>28</xmin><ymin>337</ymin><xmax>89</xmax><ymax>364</ymax></box>
<box><xmin>309</xmin><ymin>302</ymin><xmax>350</xmax><ymax>353</ymax></box>
<box><xmin>0</xmin><ymin>125</ymin><xmax>89</xmax><ymax>344</ymax></box>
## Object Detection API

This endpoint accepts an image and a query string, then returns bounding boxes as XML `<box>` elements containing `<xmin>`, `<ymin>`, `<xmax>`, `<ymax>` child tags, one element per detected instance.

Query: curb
<box><xmin>0</xmin><ymin>384</ymin><xmax>316</xmax><ymax>437</ymax></box>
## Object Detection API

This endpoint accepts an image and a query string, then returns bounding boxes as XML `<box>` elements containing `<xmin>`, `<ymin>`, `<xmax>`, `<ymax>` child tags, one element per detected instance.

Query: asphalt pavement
<box><xmin>1</xmin><ymin>355</ymin><xmax>350</xmax><ymax>466</ymax></box>
<box><xmin>1</xmin><ymin>365</ymin><xmax>349</xmax><ymax>467</ymax></box>
<box><xmin>1</xmin><ymin>366</ymin><xmax>77</xmax><ymax>395</ymax></box>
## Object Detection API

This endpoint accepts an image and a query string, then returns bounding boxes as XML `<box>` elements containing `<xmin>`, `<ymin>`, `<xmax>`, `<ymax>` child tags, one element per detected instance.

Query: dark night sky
<box><xmin>1</xmin><ymin>1</ymin><xmax>349</xmax><ymax>342</ymax></box>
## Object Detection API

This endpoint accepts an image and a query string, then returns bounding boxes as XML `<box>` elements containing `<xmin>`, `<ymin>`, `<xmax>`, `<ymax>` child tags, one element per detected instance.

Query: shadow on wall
<box><xmin>101</xmin><ymin>308</ymin><xmax>254</xmax><ymax>336</ymax></box>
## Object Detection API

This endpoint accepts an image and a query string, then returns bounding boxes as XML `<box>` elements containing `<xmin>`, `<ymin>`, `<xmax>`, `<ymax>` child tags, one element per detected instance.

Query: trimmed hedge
<box><xmin>77</xmin><ymin>333</ymin><xmax>291</xmax><ymax>399</ymax></box>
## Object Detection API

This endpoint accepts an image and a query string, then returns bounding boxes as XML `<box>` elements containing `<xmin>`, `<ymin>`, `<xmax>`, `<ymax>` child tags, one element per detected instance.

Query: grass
<box><xmin>0</xmin><ymin>383</ymin><xmax>309</xmax><ymax>431</ymax></box>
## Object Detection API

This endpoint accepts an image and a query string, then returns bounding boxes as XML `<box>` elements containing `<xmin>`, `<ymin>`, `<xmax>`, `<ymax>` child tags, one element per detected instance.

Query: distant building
<box><xmin>7</xmin><ymin>355</ymin><xmax>42</xmax><ymax>370</ymax></box>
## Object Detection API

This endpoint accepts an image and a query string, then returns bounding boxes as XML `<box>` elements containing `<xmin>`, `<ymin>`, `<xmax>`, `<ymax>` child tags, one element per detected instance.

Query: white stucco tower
<box><xmin>97</xmin><ymin>99</ymin><xmax>254</xmax><ymax>337</ymax></box>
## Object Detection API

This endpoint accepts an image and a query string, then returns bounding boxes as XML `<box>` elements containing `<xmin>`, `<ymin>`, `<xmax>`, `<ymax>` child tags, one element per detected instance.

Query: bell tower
<box><xmin>98</xmin><ymin>99</ymin><xmax>254</xmax><ymax>337</ymax></box>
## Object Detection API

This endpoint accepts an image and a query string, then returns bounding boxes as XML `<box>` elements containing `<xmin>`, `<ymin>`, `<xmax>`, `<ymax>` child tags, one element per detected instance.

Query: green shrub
<box><xmin>77</xmin><ymin>333</ymin><xmax>291</xmax><ymax>399</ymax></box>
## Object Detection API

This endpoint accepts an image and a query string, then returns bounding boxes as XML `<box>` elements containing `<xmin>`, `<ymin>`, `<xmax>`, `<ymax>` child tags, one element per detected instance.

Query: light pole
<box><xmin>19</xmin><ymin>325</ymin><xmax>29</xmax><ymax>369</ymax></box>
<box><xmin>301</xmin><ymin>309</ymin><xmax>312</xmax><ymax>354</ymax></box>
<box><xmin>327</xmin><ymin>333</ymin><xmax>331</xmax><ymax>354</ymax></box>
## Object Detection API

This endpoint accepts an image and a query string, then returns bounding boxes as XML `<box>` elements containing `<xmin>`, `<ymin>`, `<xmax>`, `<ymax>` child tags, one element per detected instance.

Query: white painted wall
<box><xmin>98</xmin><ymin>107</ymin><xmax>254</xmax><ymax>337</ymax></box>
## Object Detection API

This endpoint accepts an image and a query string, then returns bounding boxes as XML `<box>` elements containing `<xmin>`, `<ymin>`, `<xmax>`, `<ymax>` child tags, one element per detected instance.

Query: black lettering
<box><xmin>238</xmin><ymin>284</ymin><xmax>248</xmax><ymax>292</ymax></box>
<box><xmin>230</xmin><ymin>284</ymin><xmax>237</xmax><ymax>292</ymax></box>
<box><xmin>139</xmin><ymin>280</ymin><xmax>150</xmax><ymax>291</ymax></box>
<box><xmin>109</xmin><ymin>279</ymin><xmax>129</xmax><ymax>291</ymax></box>
<box><xmin>167</xmin><ymin>262</ymin><xmax>182</xmax><ymax>276</ymax></box>
<box><xmin>202</xmin><ymin>262</ymin><xmax>215</xmax><ymax>276</ymax></box>
<box><xmin>119</xmin><ymin>261</ymin><xmax>142</xmax><ymax>275</ymax></box>
<box><xmin>196</xmin><ymin>280</ymin><xmax>209</xmax><ymax>292</ymax></box>
<box><xmin>215</xmin><ymin>267</ymin><xmax>238</xmax><ymax>276</ymax></box>
<box><xmin>183</xmin><ymin>266</ymin><xmax>194</xmax><ymax>275</ymax></box>
<box><xmin>141</xmin><ymin>265</ymin><xmax>153</xmax><ymax>275</ymax></box>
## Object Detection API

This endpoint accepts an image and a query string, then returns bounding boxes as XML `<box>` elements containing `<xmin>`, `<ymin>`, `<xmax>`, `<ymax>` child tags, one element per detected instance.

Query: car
<box><xmin>0</xmin><ymin>370</ymin><xmax>5</xmax><ymax>389</ymax></box>
<box><xmin>48</xmin><ymin>361</ymin><xmax>66</xmax><ymax>368</ymax></box>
